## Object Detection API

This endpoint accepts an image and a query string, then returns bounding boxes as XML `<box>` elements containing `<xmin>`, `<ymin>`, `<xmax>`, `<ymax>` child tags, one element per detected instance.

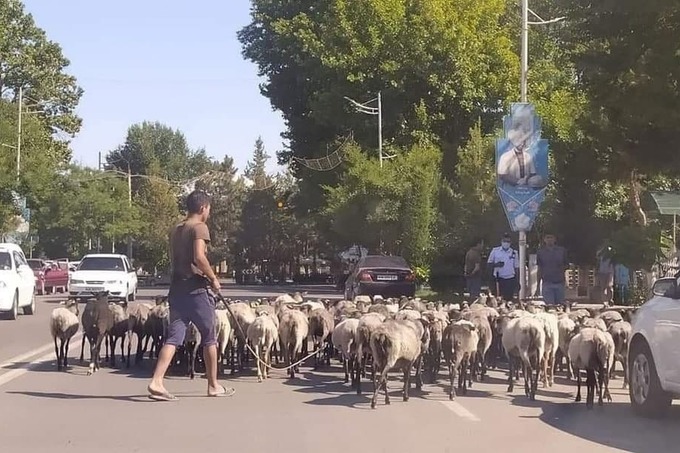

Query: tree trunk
<box><xmin>629</xmin><ymin>169</ymin><xmax>647</xmax><ymax>226</ymax></box>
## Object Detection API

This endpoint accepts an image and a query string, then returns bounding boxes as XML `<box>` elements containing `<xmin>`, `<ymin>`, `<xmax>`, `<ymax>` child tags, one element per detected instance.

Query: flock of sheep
<box><xmin>48</xmin><ymin>290</ymin><xmax>632</xmax><ymax>410</ymax></box>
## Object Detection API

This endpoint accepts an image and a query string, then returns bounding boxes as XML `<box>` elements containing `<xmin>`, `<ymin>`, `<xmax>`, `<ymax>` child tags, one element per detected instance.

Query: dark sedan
<box><xmin>344</xmin><ymin>255</ymin><xmax>416</xmax><ymax>300</ymax></box>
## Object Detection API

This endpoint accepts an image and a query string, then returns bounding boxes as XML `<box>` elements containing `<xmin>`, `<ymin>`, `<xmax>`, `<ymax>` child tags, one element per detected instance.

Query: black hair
<box><xmin>186</xmin><ymin>190</ymin><xmax>211</xmax><ymax>214</ymax></box>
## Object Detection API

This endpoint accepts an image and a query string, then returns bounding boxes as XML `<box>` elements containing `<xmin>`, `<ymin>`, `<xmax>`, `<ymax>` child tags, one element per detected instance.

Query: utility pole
<box><xmin>16</xmin><ymin>86</ymin><xmax>22</xmax><ymax>182</ymax></box>
<box><xmin>344</xmin><ymin>92</ymin><xmax>393</xmax><ymax>168</ymax></box>
<box><xmin>516</xmin><ymin>1</ymin><xmax>565</xmax><ymax>300</ymax></box>
<box><xmin>127</xmin><ymin>163</ymin><xmax>133</xmax><ymax>260</ymax></box>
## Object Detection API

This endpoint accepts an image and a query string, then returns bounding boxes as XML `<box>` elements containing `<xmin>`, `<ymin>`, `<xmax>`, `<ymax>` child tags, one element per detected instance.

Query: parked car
<box><xmin>0</xmin><ymin>243</ymin><xmax>36</xmax><ymax>319</ymax></box>
<box><xmin>344</xmin><ymin>255</ymin><xmax>416</xmax><ymax>300</ymax></box>
<box><xmin>69</xmin><ymin>254</ymin><xmax>138</xmax><ymax>302</ymax></box>
<box><xmin>628</xmin><ymin>276</ymin><xmax>680</xmax><ymax>417</ymax></box>
<box><xmin>27</xmin><ymin>258</ymin><xmax>69</xmax><ymax>295</ymax></box>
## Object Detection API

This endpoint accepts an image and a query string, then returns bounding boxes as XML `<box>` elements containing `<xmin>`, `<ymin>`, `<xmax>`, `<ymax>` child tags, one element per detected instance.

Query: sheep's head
<box><xmin>60</xmin><ymin>299</ymin><xmax>79</xmax><ymax>316</ymax></box>
<box><xmin>155</xmin><ymin>295</ymin><xmax>168</xmax><ymax>306</ymax></box>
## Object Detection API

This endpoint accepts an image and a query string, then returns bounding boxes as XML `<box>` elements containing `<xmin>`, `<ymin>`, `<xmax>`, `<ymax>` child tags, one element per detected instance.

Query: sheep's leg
<box><xmin>566</xmin><ymin>357</ymin><xmax>573</xmax><ymax>380</ymax></box>
<box><xmin>448</xmin><ymin>361</ymin><xmax>456</xmax><ymax>400</ymax></box>
<box><xmin>507</xmin><ymin>355</ymin><xmax>515</xmax><ymax>393</ymax></box>
<box><xmin>522</xmin><ymin>360</ymin><xmax>531</xmax><ymax>398</ymax></box>
<box><xmin>622</xmin><ymin>355</ymin><xmax>629</xmax><ymax>389</ymax></box>
<box><xmin>414</xmin><ymin>355</ymin><xmax>424</xmax><ymax>391</ymax></box>
<box><xmin>54</xmin><ymin>338</ymin><xmax>61</xmax><ymax>371</ymax></box>
<box><xmin>109</xmin><ymin>336</ymin><xmax>117</xmax><ymax>367</ymax></box>
<box><xmin>402</xmin><ymin>365</ymin><xmax>411</xmax><ymax>402</ymax></box>
<box><xmin>64</xmin><ymin>337</ymin><xmax>73</xmax><ymax>369</ymax></box>
<box><xmin>586</xmin><ymin>369</ymin><xmax>595</xmax><ymax>409</ymax></box>
<box><xmin>575</xmin><ymin>368</ymin><xmax>582</xmax><ymax>402</ymax></box>
<box><xmin>533</xmin><ymin>359</ymin><xmax>540</xmax><ymax>400</ymax></box>
<box><xmin>597</xmin><ymin>365</ymin><xmax>605</xmax><ymax>406</ymax></box>
<box><xmin>79</xmin><ymin>335</ymin><xmax>86</xmax><ymax>362</ymax></box>
<box><xmin>355</xmin><ymin>354</ymin><xmax>362</xmax><ymax>393</ymax></box>
<box><xmin>88</xmin><ymin>335</ymin><xmax>100</xmax><ymax>375</ymax></box>
<box><xmin>256</xmin><ymin>344</ymin><xmax>263</xmax><ymax>382</ymax></box>
<box><xmin>105</xmin><ymin>335</ymin><xmax>110</xmax><ymax>362</ymax></box>
<box><xmin>370</xmin><ymin>365</ymin><xmax>385</xmax><ymax>409</ymax></box>
<box><xmin>466</xmin><ymin>356</ymin><xmax>473</xmax><ymax>390</ymax></box>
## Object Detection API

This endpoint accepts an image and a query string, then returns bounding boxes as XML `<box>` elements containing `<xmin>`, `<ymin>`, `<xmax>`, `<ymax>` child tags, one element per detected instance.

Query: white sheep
<box><xmin>355</xmin><ymin>312</ymin><xmax>386</xmax><ymax>394</ymax></box>
<box><xmin>557</xmin><ymin>316</ymin><xmax>578</xmax><ymax>379</ymax></box>
<box><xmin>247</xmin><ymin>312</ymin><xmax>279</xmax><ymax>382</ymax></box>
<box><xmin>442</xmin><ymin>319</ymin><xmax>479</xmax><ymax>399</ymax></box>
<box><xmin>582</xmin><ymin>317</ymin><xmax>607</xmax><ymax>332</ymax></box>
<box><xmin>227</xmin><ymin>302</ymin><xmax>257</xmax><ymax>374</ymax></box>
<box><xmin>106</xmin><ymin>301</ymin><xmax>130</xmax><ymax>368</ymax></box>
<box><xmin>369</xmin><ymin>319</ymin><xmax>424</xmax><ymax>409</ymax></box>
<box><xmin>568</xmin><ymin>327</ymin><xmax>613</xmax><ymax>409</ymax></box>
<box><xmin>214</xmin><ymin>307</ymin><xmax>232</xmax><ymax>375</ymax></box>
<box><xmin>331</xmin><ymin>318</ymin><xmax>360</xmax><ymax>385</ymax></box>
<box><xmin>462</xmin><ymin>310</ymin><xmax>493</xmax><ymax>382</ymax></box>
<box><xmin>307</xmin><ymin>308</ymin><xmax>335</xmax><ymax>369</ymax></box>
<box><xmin>608</xmin><ymin>320</ymin><xmax>632</xmax><ymax>388</ymax></box>
<box><xmin>532</xmin><ymin>311</ymin><xmax>560</xmax><ymax>387</ymax></box>
<box><xmin>126</xmin><ymin>302</ymin><xmax>153</xmax><ymax>367</ymax></box>
<box><xmin>501</xmin><ymin>314</ymin><xmax>546</xmax><ymax>400</ymax></box>
<box><xmin>278</xmin><ymin>307</ymin><xmax>310</xmax><ymax>379</ymax></box>
<box><xmin>50</xmin><ymin>299</ymin><xmax>80</xmax><ymax>371</ymax></box>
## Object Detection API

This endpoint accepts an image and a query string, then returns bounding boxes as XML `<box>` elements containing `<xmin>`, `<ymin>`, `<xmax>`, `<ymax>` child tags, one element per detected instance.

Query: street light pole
<box><xmin>16</xmin><ymin>86</ymin><xmax>22</xmax><ymax>182</ymax></box>
<box><xmin>378</xmin><ymin>91</ymin><xmax>383</xmax><ymax>168</ymax></box>
<box><xmin>127</xmin><ymin>163</ymin><xmax>133</xmax><ymax>260</ymax></box>
<box><xmin>515</xmin><ymin>0</ymin><xmax>564</xmax><ymax>301</ymax></box>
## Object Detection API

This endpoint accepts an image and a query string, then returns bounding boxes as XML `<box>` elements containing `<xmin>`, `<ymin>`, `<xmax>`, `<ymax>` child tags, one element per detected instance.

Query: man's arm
<box><xmin>192</xmin><ymin>223</ymin><xmax>219</xmax><ymax>289</ymax></box>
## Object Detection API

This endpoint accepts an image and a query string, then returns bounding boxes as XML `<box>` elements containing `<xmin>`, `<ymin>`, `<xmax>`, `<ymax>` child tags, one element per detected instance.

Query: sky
<box><xmin>21</xmin><ymin>0</ymin><xmax>286</xmax><ymax>175</ymax></box>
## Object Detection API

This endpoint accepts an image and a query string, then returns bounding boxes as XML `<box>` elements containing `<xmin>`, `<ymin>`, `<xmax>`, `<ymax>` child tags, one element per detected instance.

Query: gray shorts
<box><xmin>165</xmin><ymin>280</ymin><xmax>216</xmax><ymax>347</ymax></box>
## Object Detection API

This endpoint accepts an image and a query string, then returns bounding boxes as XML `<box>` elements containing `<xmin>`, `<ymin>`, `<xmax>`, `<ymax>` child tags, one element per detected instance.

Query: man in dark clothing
<box><xmin>536</xmin><ymin>232</ymin><xmax>569</xmax><ymax>308</ymax></box>
<box><xmin>147</xmin><ymin>190</ymin><xmax>234</xmax><ymax>401</ymax></box>
<box><xmin>464</xmin><ymin>238</ymin><xmax>484</xmax><ymax>298</ymax></box>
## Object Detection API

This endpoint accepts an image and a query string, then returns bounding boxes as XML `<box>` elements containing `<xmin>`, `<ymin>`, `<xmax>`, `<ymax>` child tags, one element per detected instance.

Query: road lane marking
<box><xmin>440</xmin><ymin>400</ymin><xmax>481</xmax><ymax>422</ymax></box>
<box><xmin>0</xmin><ymin>333</ymin><xmax>84</xmax><ymax>387</ymax></box>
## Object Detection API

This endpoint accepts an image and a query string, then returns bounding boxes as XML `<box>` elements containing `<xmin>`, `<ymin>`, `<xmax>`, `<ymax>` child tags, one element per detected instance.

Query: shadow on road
<box><xmin>6</xmin><ymin>390</ymin><xmax>154</xmax><ymax>403</ymax></box>
<box><xmin>509</xmin><ymin>395</ymin><xmax>680</xmax><ymax>452</ymax></box>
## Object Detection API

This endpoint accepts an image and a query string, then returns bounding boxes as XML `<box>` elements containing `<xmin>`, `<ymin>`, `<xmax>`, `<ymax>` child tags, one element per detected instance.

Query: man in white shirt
<box><xmin>487</xmin><ymin>233</ymin><xmax>520</xmax><ymax>302</ymax></box>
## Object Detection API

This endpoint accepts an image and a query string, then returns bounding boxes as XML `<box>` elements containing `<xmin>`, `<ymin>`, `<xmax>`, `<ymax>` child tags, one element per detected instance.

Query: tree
<box><xmin>135</xmin><ymin>178</ymin><xmax>182</xmax><ymax>272</ymax></box>
<box><xmin>0</xmin><ymin>99</ymin><xmax>66</xmax><ymax>237</ymax></box>
<box><xmin>0</xmin><ymin>0</ymin><xmax>83</xmax><ymax>138</ymax></box>
<box><xmin>243</xmin><ymin>137</ymin><xmax>272</xmax><ymax>190</ymax></box>
<box><xmin>106</xmin><ymin>122</ymin><xmax>214</xmax><ymax>189</ymax></box>
<box><xmin>195</xmin><ymin>156</ymin><xmax>246</xmax><ymax>265</ymax></box>
<box><xmin>33</xmin><ymin>166</ymin><xmax>141</xmax><ymax>258</ymax></box>
<box><xmin>559</xmin><ymin>0</ymin><xmax>680</xmax><ymax>225</ymax></box>
<box><xmin>239</xmin><ymin>0</ymin><xmax>518</xmax><ymax>210</ymax></box>
<box><xmin>323</xmin><ymin>140</ymin><xmax>441</xmax><ymax>265</ymax></box>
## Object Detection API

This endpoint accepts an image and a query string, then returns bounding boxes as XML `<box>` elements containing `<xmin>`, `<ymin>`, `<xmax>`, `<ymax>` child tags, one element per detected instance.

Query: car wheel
<box><xmin>629</xmin><ymin>340</ymin><xmax>671</xmax><ymax>418</ymax></box>
<box><xmin>8</xmin><ymin>292</ymin><xmax>19</xmax><ymax>320</ymax></box>
<box><xmin>23</xmin><ymin>293</ymin><xmax>36</xmax><ymax>315</ymax></box>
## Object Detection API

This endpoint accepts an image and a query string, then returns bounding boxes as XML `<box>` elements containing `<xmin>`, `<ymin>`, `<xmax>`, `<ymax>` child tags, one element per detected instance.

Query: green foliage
<box><xmin>33</xmin><ymin>167</ymin><xmax>142</xmax><ymax>258</ymax></box>
<box><xmin>609</xmin><ymin>225</ymin><xmax>663</xmax><ymax>270</ymax></box>
<box><xmin>323</xmin><ymin>140</ymin><xmax>440</xmax><ymax>266</ymax></box>
<box><xmin>0</xmin><ymin>0</ymin><xmax>83</xmax><ymax>136</ymax></box>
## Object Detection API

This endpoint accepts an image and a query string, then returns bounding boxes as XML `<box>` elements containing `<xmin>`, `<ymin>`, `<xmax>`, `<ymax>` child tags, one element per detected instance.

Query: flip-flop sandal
<box><xmin>148</xmin><ymin>387</ymin><xmax>178</xmax><ymax>402</ymax></box>
<box><xmin>208</xmin><ymin>385</ymin><xmax>235</xmax><ymax>397</ymax></box>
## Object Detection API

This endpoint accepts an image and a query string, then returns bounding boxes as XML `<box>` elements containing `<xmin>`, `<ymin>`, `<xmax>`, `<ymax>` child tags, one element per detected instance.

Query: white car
<box><xmin>629</xmin><ymin>276</ymin><xmax>680</xmax><ymax>417</ymax></box>
<box><xmin>69</xmin><ymin>254</ymin><xmax>138</xmax><ymax>302</ymax></box>
<box><xmin>0</xmin><ymin>243</ymin><xmax>36</xmax><ymax>319</ymax></box>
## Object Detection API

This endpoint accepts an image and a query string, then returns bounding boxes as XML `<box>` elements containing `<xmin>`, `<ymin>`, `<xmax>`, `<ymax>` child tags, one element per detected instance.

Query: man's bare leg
<box><xmin>148</xmin><ymin>344</ymin><xmax>177</xmax><ymax>397</ymax></box>
<box><xmin>203</xmin><ymin>344</ymin><xmax>220</xmax><ymax>394</ymax></box>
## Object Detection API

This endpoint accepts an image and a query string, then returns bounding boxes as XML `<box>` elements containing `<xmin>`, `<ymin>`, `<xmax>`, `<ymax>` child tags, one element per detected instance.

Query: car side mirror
<box><xmin>652</xmin><ymin>278</ymin><xmax>676</xmax><ymax>297</ymax></box>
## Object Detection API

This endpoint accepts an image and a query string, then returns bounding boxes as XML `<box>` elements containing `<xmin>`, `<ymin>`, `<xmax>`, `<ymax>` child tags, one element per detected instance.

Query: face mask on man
<box><xmin>501</xmin><ymin>241</ymin><xmax>511</xmax><ymax>250</ymax></box>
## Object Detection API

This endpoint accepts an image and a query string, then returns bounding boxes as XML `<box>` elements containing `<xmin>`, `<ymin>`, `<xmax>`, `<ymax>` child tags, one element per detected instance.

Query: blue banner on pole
<box><xmin>496</xmin><ymin>103</ymin><xmax>549</xmax><ymax>232</ymax></box>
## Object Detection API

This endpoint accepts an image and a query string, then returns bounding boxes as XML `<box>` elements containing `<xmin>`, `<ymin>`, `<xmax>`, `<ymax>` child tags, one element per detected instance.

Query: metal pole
<box><xmin>16</xmin><ymin>86</ymin><xmax>22</xmax><ymax>182</ymax></box>
<box><xmin>127</xmin><ymin>164</ymin><xmax>133</xmax><ymax>259</ymax></box>
<box><xmin>520</xmin><ymin>0</ymin><xmax>529</xmax><ymax>104</ymax></box>
<box><xmin>518</xmin><ymin>0</ymin><xmax>529</xmax><ymax>301</ymax></box>
<box><xmin>674</xmin><ymin>214</ymin><xmax>677</xmax><ymax>253</ymax></box>
<box><xmin>378</xmin><ymin>91</ymin><xmax>383</xmax><ymax>168</ymax></box>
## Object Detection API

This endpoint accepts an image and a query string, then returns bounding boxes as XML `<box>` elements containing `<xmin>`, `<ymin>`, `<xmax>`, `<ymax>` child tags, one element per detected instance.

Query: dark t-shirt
<box><xmin>465</xmin><ymin>247</ymin><xmax>482</xmax><ymax>277</ymax></box>
<box><xmin>537</xmin><ymin>245</ymin><xmax>567</xmax><ymax>284</ymax></box>
<box><xmin>169</xmin><ymin>219</ymin><xmax>211</xmax><ymax>281</ymax></box>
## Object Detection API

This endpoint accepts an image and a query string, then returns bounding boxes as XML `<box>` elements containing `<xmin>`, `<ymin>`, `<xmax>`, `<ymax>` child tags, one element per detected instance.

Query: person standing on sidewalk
<box><xmin>464</xmin><ymin>238</ymin><xmax>484</xmax><ymax>298</ymax></box>
<box><xmin>536</xmin><ymin>232</ymin><xmax>569</xmax><ymax>309</ymax></box>
<box><xmin>596</xmin><ymin>245</ymin><xmax>615</xmax><ymax>303</ymax></box>
<box><xmin>147</xmin><ymin>190</ymin><xmax>234</xmax><ymax>401</ymax></box>
<box><xmin>487</xmin><ymin>233</ymin><xmax>519</xmax><ymax>302</ymax></box>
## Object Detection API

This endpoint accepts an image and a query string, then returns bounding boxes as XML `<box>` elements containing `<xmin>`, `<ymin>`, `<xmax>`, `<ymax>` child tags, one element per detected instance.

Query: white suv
<box><xmin>628</xmin><ymin>276</ymin><xmax>680</xmax><ymax>417</ymax></box>
<box><xmin>0</xmin><ymin>243</ymin><xmax>36</xmax><ymax>319</ymax></box>
<box><xmin>69</xmin><ymin>254</ymin><xmax>138</xmax><ymax>302</ymax></box>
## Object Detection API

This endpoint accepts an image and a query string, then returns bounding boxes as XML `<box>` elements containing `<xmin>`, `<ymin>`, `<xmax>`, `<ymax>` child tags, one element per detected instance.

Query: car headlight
<box><xmin>71</xmin><ymin>279</ymin><xmax>84</xmax><ymax>284</ymax></box>
<box><xmin>106</xmin><ymin>280</ymin><xmax>124</xmax><ymax>285</ymax></box>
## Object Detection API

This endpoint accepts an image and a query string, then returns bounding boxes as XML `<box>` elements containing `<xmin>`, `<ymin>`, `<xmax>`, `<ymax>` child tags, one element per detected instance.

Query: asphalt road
<box><xmin>1</xmin><ymin>285</ymin><xmax>679</xmax><ymax>453</ymax></box>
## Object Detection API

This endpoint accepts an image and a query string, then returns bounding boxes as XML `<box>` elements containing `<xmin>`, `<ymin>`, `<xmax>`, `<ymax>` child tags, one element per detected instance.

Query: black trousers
<box><xmin>496</xmin><ymin>277</ymin><xmax>517</xmax><ymax>301</ymax></box>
